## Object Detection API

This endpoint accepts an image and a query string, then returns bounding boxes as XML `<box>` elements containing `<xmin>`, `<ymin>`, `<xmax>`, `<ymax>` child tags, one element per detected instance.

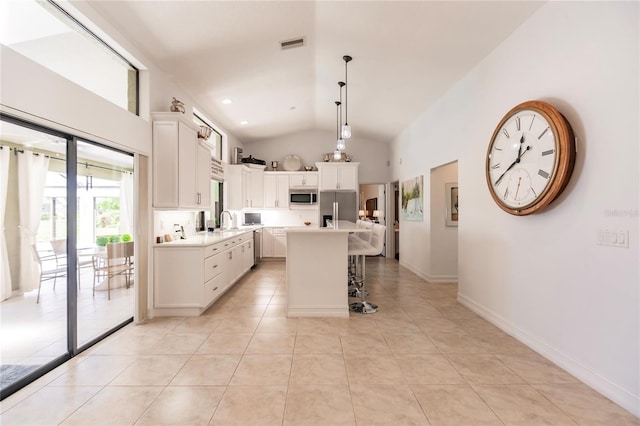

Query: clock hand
<box><xmin>515</xmin><ymin>177</ymin><xmax>522</xmax><ymax>199</ymax></box>
<box><xmin>517</xmin><ymin>134</ymin><xmax>525</xmax><ymax>157</ymax></box>
<box><xmin>494</xmin><ymin>145</ymin><xmax>531</xmax><ymax>186</ymax></box>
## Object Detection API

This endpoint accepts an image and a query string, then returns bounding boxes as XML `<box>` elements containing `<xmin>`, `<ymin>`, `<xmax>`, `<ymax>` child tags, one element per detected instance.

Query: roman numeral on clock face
<box><xmin>538</xmin><ymin>169</ymin><xmax>550</xmax><ymax>179</ymax></box>
<box><xmin>502</xmin><ymin>128</ymin><xmax>510</xmax><ymax>138</ymax></box>
<box><xmin>542</xmin><ymin>149</ymin><xmax>555</xmax><ymax>156</ymax></box>
<box><xmin>491</xmin><ymin>163</ymin><xmax>501</xmax><ymax>169</ymax></box>
<box><xmin>515</xmin><ymin>116</ymin><xmax>521</xmax><ymax>131</ymax></box>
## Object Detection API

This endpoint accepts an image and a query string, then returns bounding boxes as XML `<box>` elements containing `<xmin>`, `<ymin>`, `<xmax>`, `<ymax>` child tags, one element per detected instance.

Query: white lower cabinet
<box><xmin>262</xmin><ymin>227</ymin><xmax>286</xmax><ymax>258</ymax></box>
<box><xmin>153</xmin><ymin>232</ymin><xmax>254</xmax><ymax>316</ymax></box>
<box><xmin>241</xmin><ymin>240</ymin><xmax>253</xmax><ymax>271</ymax></box>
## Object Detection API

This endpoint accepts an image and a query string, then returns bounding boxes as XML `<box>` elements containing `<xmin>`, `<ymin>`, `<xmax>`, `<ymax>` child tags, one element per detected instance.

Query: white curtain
<box><xmin>0</xmin><ymin>147</ymin><xmax>11</xmax><ymax>301</ymax></box>
<box><xmin>119</xmin><ymin>172</ymin><xmax>133</xmax><ymax>236</ymax></box>
<box><xmin>17</xmin><ymin>151</ymin><xmax>50</xmax><ymax>293</ymax></box>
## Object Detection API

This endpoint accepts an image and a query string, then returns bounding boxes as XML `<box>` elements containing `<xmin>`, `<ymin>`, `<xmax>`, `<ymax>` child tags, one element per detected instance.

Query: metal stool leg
<box><xmin>349</xmin><ymin>255</ymin><xmax>378</xmax><ymax>314</ymax></box>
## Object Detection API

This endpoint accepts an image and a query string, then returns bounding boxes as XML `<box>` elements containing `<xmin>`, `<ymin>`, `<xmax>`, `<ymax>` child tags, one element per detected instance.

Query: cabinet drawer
<box><xmin>204</xmin><ymin>274</ymin><xmax>225</xmax><ymax>305</ymax></box>
<box><xmin>236</xmin><ymin>233</ymin><xmax>249</xmax><ymax>243</ymax></box>
<box><xmin>204</xmin><ymin>252</ymin><xmax>225</xmax><ymax>282</ymax></box>
<box><xmin>205</xmin><ymin>242</ymin><xmax>225</xmax><ymax>258</ymax></box>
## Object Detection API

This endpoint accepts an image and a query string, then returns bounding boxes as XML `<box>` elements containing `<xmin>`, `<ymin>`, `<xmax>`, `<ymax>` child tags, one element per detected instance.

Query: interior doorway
<box><xmin>429</xmin><ymin>161</ymin><xmax>459</xmax><ymax>282</ymax></box>
<box><xmin>358</xmin><ymin>183</ymin><xmax>386</xmax><ymax>255</ymax></box>
<box><xmin>391</xmin><ymin>181</ymin><xmax>399</xmax><ymax>260</ymax></box>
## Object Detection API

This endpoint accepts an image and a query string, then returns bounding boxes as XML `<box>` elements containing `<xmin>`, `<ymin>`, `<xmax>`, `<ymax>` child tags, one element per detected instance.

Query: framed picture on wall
<box><xmin>445</xmin><ymin>182</ymin><xmax>458</xmax><ymax>227</ymax></box>
<box><xmin>401</xmin><ymin>175</ymin><xmax>423</xmax><ymax>221</ymax></box>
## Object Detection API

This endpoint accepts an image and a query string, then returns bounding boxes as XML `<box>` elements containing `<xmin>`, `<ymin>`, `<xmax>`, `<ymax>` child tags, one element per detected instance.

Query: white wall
<box><xmin>391</xmin><ymin>2</ymin><xmax>639</xmax><ymax>415</ymax></box>
<box><xmin>242</xmin><ymin>129</ymin><xmax>390</xmax><ymax>184</ymax></box>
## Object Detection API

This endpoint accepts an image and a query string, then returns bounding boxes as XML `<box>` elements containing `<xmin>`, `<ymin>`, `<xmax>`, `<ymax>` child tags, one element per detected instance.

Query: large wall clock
<box><xmin>485</xmin><ymin>100</ymin><xmax>576</xmax><ymax>216</ymax></box>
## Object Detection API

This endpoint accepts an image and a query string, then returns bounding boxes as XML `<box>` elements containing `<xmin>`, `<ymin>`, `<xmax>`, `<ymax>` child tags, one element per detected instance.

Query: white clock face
<box><xmin>487</xmin><ymin>109</ymin><xmax>558</xmax><ymax>209</ymax></box>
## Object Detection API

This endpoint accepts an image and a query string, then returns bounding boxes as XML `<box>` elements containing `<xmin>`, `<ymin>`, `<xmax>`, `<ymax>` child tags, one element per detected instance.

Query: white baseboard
<box><xmin>398</xmin><ymin>260</ymin><xmax>457</xmax><ymax>284</ymax></box>
<box><xmin>457</xmin><ymin>292</ymin><xmax>640</xmax><ymax>418</ymax></box>
<box><xmin>426</xmin><ymin>274</ymin><xmax>458</xmax><ymax>284</ymax></box>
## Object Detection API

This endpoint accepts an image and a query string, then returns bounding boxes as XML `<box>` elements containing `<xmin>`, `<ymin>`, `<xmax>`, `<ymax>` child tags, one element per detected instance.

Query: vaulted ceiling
<box><xmin>84</xmin><ymin>1</ymin><xmax>544</xmax><ymax>144</ymax></box>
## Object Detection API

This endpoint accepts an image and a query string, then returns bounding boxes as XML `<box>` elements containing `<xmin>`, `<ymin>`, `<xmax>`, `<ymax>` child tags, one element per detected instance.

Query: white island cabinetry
<box><xmin>153</xmin><ymin>231</ymin><xmax>254</xmax><ymax>316</ymax></box>
<box><xmin>286</xmin><ymin>222</ymin><xmax>365</xmax><ymax>317</ymax></box>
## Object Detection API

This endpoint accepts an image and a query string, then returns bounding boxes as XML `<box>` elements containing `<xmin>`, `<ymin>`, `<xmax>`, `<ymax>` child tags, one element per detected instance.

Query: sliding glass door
<box><xmin>0</xmin><ymin>115</ymin><xmax>134</xmax><ymax>399</ymax></box>
<box><xmin>76</xmin><ymin>140</ymin><xmax>134</xmax><ymax>347</ymax></box>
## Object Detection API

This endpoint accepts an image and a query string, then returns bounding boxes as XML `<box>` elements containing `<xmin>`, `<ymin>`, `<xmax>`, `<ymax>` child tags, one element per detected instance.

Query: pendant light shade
<box><xmin>335</xmin><ymin>100</ymin><xmax>345</xmax><ymax>153</ymax></box>
<box><xmin>341</xmin><ymin>55</ymin><xmax>352</xmax><ymax>139</ymax></box>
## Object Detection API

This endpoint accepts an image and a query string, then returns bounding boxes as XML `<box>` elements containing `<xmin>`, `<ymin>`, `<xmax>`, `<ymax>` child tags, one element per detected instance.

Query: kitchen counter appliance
<box><xmin>243</xmin><ymin>212</ymin><xmax>262</xmax><ymax>225</ymax></box>
<box><xmin>290</xmin><ymin>189</ymin><xmax>318</xmax><ymax>205</ymax></box>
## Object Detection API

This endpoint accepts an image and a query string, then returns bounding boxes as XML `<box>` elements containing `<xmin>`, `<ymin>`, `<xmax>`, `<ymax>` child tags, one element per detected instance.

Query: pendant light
<box><xmin>337</xmin><ymin>81</ymin><xmax>346</xmax><ymax>152</ymax></box>
<box><xmin>334</xmin><ymin>100</ymin><xmax>342</xmax><ymax>160</ymax></box>
<box><xmin>341</xmin><ymin>55</ymin><xmax>352</xmax><ymax>139</ymax></box>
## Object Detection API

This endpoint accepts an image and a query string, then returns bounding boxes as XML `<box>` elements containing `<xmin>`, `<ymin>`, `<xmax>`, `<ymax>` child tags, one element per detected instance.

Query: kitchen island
<box><xmin>286</xmin><ymin>221</ymin><xmax>364</xmax><ymax>317</ymax></box>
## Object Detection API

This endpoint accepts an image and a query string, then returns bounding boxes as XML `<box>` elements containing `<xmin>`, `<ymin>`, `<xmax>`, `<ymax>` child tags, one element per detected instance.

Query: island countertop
<box><xmin>285</xmin><ymin>220</ymin><xmax>362</xmax><ymax>233</ymax></box>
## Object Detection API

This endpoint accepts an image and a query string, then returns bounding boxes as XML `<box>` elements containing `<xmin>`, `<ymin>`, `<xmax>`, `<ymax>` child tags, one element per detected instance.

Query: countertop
<box><xmin>286</xmin><ymin>220</ymin><xmax>364</xmax><ymax>233</ymax></box>
<box><xmin>155</xmin><ymin>226</ymin><xmax>261</xmax><ymax>248</ymax></box>
<box><xmin>155</xmin><ymin>222</ymin><xmax>355</xmax><ymax>248</ymax></box>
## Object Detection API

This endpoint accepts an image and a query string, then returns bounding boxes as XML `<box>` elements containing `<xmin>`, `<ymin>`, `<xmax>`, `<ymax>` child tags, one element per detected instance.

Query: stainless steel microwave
<box><xmin>289</xmin><ymin>190</ymin><xmax>318</xmax><ymax>205</ymax></box>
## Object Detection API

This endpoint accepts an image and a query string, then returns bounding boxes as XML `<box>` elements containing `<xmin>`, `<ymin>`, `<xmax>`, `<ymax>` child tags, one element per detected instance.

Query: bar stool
<box><xmin>348</xmin><ymin>220</ymin><xmax>372</xmax><ymax>296</ymax></box>
<box><xmin>348</xmin><ymin>223</ymin><xmax>386</xmax><ymax>314</ymax></box>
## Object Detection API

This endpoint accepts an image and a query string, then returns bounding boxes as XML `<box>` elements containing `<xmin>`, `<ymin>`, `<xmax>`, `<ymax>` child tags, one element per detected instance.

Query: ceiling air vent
<box><xmin>280</xmin><ymin>37</ymin><xmax>304</xmax><ymax>50</ymax></box>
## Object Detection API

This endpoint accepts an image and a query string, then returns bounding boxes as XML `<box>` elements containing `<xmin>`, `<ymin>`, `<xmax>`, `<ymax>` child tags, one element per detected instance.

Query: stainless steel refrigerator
<box><xmin>319</xmin><ymin>191</ymin><xmax>358</xmax><ymax>227</ymax></box>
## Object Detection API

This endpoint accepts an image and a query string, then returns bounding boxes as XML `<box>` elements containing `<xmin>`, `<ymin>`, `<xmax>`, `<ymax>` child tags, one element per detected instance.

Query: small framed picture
<box><xmin>445</xmin><ymin>182</ymin><xmax>458</xmax><ymax>227</ymax></box>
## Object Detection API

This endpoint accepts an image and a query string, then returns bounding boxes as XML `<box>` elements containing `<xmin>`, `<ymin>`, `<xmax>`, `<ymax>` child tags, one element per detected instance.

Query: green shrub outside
<box><xmin>96</xmin><ymin>234</ymin><xmax>133</xmax><ymax>246</ymax></box>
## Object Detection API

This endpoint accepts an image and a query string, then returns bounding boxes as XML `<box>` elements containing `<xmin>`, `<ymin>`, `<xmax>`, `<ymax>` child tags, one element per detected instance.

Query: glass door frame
<box><xmin>0</xmin><ymin>113</ymin><xmax>134</xmax><ymax>400</ymax></box>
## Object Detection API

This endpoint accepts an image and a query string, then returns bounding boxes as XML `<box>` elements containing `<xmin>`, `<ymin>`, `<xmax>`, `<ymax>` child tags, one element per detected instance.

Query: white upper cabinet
<box><xmin>316</xmin><ymin>162</ymin><xmax>359</xmax><ymax>191</ymax></box>
<box><xmin>289</xmin><ymin>172</ymin><xmax>318</xmax><ymax>188</ymax></box>
<box><xmin>152</xmin><ymin>112</ymin><xmax>211</xmax><ymax>209</ymax></box>
<box><xmin>264</xmin><ymin>172</ymin><xmax>289</xmax><ymax>208</ymax></box>
<box><xmin>247</xmin><ymin>166</ymin><xmax>264</xmax><ymax>208</ymax></box>
<box><xmin>226</xmin><ymin>164</ymin><xmax>265</xmax><ymax>209</ymax></box>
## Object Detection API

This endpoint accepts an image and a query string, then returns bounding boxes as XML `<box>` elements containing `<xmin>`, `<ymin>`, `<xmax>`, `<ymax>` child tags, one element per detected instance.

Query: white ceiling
<box><xmin>84</xmin><ymin>1</ymin><xmax>544</xmax><ymax>144</ymax></box>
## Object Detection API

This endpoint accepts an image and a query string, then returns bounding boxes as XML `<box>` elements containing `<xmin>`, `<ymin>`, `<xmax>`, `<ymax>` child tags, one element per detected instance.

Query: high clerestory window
<box><xmin>0</xmin><ymin>0</ymin><xmax>139</xmax><ymax>115</ymax></box>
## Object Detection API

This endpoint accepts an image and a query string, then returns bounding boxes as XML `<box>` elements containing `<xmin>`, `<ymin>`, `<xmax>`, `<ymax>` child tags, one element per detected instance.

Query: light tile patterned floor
<box><xmin>1</xmin><ymin>258</ymin><xmax>638</xmax><ymax>425</ymax></box>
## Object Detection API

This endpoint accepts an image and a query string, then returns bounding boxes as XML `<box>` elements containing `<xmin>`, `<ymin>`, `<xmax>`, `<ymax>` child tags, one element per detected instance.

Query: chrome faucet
<box><xmin>219</xmin><ymin>210</ymin><xmax>233</xmax><ymax>230</ymax></box>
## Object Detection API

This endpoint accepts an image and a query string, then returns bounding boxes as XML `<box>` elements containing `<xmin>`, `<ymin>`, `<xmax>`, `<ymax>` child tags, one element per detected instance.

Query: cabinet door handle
<box><xmin>213</xmin><ymin>286</ymin><xmax>218</xmax><ymax>291</ymax></box>
<box><xmin>212</xmin><ymin>264</ymin><xmax>218</xmax><ymax>269</ymax></box>
<box><xmin>229</xmin><ymin>252</ymin><xmax>232</xmax><ymax>259</ymax></box>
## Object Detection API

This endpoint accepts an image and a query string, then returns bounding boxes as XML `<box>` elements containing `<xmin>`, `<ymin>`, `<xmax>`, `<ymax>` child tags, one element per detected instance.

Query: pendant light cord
<box><xmin>335</xmin><ymin>101</ymin><xmax>341</xmax><ymax>139</ymax></box>
<box><xmin>343</xmin><ymin>55</ymin><xmax>352</xmax><ymax>126</ymax></box>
